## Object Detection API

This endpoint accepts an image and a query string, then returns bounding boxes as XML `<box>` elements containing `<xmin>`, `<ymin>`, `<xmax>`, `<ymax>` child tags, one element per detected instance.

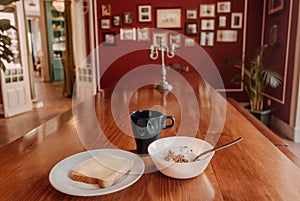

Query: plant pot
<box><xmin>245</xmin><ymin>105</ymin><xmax>272</xmax><ymax>127</ymax></box>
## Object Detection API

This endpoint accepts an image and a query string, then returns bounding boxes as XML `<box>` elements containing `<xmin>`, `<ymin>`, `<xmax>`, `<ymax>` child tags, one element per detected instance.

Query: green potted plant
<box><xmin>226</xmin><ymin>44</ymin><xmax>282</xmax><ymax>126</ymax></box>
<box><xmin>0</xmin><ymin>0</ymin><xmax>19</xmax><ymax>72</ymax></box>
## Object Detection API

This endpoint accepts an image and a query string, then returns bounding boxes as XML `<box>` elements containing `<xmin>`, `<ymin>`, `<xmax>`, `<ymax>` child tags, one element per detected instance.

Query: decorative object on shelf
<box><xmin>112</xmin><ymin>15</ymin><xmax>121</xmax><ymax>27</ymax></box>
<box><xmin>200</xmin><ymin>32</ymin><xmax>214</xmax><ymax>47</ymax></box>
<box><xmin>100</xmin><ymin>18</ymin><xmax>110</xmax><ymax>29</ymax></box>
<box><xmin>120</xmin><ymin>28</ymin><xmax>136</xmax><ymax>41</ymax></box>
<box><xmin>102</xmin><ymin>32</ymin><xmax>116</xmax><ymax>46</ymax></box>
<box><xmin>268</xmin><ymin>0</ymin><xmax>284</xmax><ymax>15</ymax></box>
<box><xmin>217</xmin><ymin>1</ymin><xmax>231</xmax><ymax>13</ymax></box>
<box><xmin>101</xmin><ymin>4</ymin><xmax>111</xmax><ymax>16</ymax></box>
<box><xmin>137</xmin><ymin>27</ymin><xmax>150</xmax><ymax>41</ymax></box>
<box><xmin>169</xmin><ymin>33</ymin><xmax>181</xmax><ymax>48</ymax></box>
<box><xmin>216</xmin><ymin>30</ymin><xmax>238</xmax><ymax>42</ymax></box>
<box><xmin>185</xmin><ymin>22</ymin><xmax>198</xmax><ymax>36</ymax></box>
<box><xmin>268</xmin><ymin>24</ymin><xmax>278</xmax><ymax>45</ymax></box>
<box><xmin>138</xmin><ymin>5</ymin><xmax>151</xmax><ymax>22</ymax></box>
<box><xmin>186</xmin><ymin>9</ymin><xmax>197</xmax><ymax>19</ymax></box>
<box><xmin>201</xmin><ymin>19</ymin><xmax>215</xmax><ymax>30</ymax></box>
<box><xmin>224</xmin><ymin>44</ymin><xmax>282</xmax><ymax>126</ymax></box>
<box><xmin>150</xmin><ymin>38</ymin><xmax>175</xmax><ymax>91</ymax></box>
<box><xmin>199</xmin><ymin>4</ymin><xmax>215</xmax><ymax>17</ymax></box>
<box><xmin>231</xmin><ymin>13</ymin><xmax>243</xmax><ymax>29</ymax></box>
<box><xmin>156</xmin><ymin>8</ymin><xmax>181</xmax><ymax>29</ymax></box>
<box><xmin>123</xmin><ymin>12</ymin><xmax>132</xmax><ymax>24</ymax></box>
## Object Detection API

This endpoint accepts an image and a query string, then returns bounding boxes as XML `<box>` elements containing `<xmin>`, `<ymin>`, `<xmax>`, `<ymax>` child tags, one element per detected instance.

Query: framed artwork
<box><xmin>269</xmin><ymin>24</ymin><xmax>278</xmax><ymax>44</ymax></box>
<box><xmin>201</xmin><ymin>19</ymin><xmax>215</xmax><ymax>30</ymax></box>
<box><xmin>100</xmin><ymin>18</ymin><xmax>110</xmax><ymax>29</ymax></box>
<box><xmin>217</xmin><ymin>1</ymin><xmax>231</xmax><ymax>13</ymax></box>
<box><xmin>156</xmin><ymin>8</ymin><xmax>181</xmax><ymax>29</ymax></box>
<box><xmin>216</xmin><ymin>30</ymin><xmax>238</xmax><ymax>42</ymax></box>
<box><xmin>112</xmin><ymin>16</ymin><xmax>121</xmax><ymax>27</ymax></box>
<box><xmin>138</xmin><ymin>5</ymin><xmax>152</xmax><ymax>22</ymax></box>
<box><xmin>231</xmin><ymin>13</ymin><xmax>243</xmax><ymax>29</ymax></box>
<box><xmin>169</xmin><ymin>33</ymin><xmax>181</xmax><ymax>48</ymax></box>
<box><xmin>123</xmin><ymin>12</ymin><xmax>133</xmax><ymax>24</ymax></box>
<box><xmin>137</xmin><ymin>27</ymin><xmax>150</xmax><ymax>41</ymax></box>
<box><xmin>152</xmin><ymin>32</ymin><xmax>168</xmax><ymax>46</ymax></box>
<box><xmin>120</xmin><ymin>28</ymin><xmax>136</xmax><ymax>40</ymax></box>
<box><xmin>102</xmin><ymin>32</ymin><xmax>116</xmax><ymax>46</ymax></box>
<box><xmin>185</xmin><ymin>22</ymin><xmax>198</xmax><ymax>36</ymax></box>
<box><xmin>199</xmin><ymin>4</ymin><xmax>215</xmax><ymax>17</ymax></box>
<box><xmin>268</xmin><ymin>0</ymin><xmax>284</xmax><ymax>14</ymax></box>
<box><xmin>101</xmin><ymin>4</ymin><xmax>111</xmax><ymax>16</ymax></box>
<box><xmin>184</xmin><ymin>37</ymin><xmax>196</xmax><ymax>47</ymax></box>
<box><xmin>200</xmin><ymin>32</ymin><xmax>214</xmax><ymax>46</ymax></box>
<box><xmin>186</xmin><ymin>9</ymin><xmax>197</xmax><ymax>19</ymax></box>
<box><xmin>219</xmin><ymin>16</ymin><xmax>227</xmax><ymax>27</ymax></box>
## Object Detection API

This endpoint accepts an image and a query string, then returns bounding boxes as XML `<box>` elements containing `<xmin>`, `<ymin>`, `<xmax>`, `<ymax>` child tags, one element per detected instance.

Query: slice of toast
<box><xmin>70</xmin><ymin>152</ymin><xmax>134</xmax><ymax>188</ymax></box>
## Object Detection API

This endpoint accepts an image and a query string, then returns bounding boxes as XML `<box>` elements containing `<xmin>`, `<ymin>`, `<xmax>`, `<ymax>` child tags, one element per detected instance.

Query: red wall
<box><xmin>96</xmin><ymin>0</ymin><xmax>262</xmax><ymax>91</ymax></box>
<box><xmin>263</xmin><ymin>0</ymin><xmax>300</xmax><ymax>124</ymax></box>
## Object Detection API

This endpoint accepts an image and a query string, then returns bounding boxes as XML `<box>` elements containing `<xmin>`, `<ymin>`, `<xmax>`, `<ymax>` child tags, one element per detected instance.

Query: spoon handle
<box><xmin>192</xmin><ymin>137</ymin><xmax>243</xmax><ymax>162</ymax></box>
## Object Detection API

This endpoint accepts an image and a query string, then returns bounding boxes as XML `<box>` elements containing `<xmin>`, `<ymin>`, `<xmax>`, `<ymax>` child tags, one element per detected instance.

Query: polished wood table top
<box><xmin>1</xmin><ymin>79</ymin><xmax>300</xmax><ymax>200</ymax></box>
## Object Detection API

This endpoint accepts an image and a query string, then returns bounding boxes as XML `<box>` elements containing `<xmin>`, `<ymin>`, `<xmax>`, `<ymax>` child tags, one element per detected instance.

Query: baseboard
<box><xmin>32</xmin><ymin>100</ymin><xmax>44</xmax><ymax>109</ymax></box>
<box><xmin>271</xmin><ymin>116</ymin><xmax>300</xmax><ymax>143</ymax></box>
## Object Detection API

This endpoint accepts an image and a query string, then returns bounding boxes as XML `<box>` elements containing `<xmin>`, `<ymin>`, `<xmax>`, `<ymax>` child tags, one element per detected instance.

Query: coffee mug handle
<box><xmin>162</xmin><ymin>116</ymin><xmax>175</xmax><ymax>130</ymax></box>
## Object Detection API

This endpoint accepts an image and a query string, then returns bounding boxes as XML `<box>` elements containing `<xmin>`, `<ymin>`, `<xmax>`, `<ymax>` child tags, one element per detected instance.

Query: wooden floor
<box><xmin>0</xmin><ymin>75</ymin><xmax>72</xmax><ymax>148</ymax></box>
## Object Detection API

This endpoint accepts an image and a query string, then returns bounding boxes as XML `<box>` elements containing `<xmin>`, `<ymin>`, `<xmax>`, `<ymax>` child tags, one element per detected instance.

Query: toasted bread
<box><xmin>70</xmin><ymin>152</ymin><xmax>134</xmax><ymax>188</ymax></box>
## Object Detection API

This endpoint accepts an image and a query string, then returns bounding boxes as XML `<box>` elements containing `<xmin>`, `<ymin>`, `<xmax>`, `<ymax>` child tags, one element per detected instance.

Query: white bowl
<box><xmin>148</xmin><ymin>136</ymin><xmax>214</xmax><ymax>179</ymax></box>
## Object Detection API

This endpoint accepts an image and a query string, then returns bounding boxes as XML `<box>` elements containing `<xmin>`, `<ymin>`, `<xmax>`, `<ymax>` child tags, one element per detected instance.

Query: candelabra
<box><xmin>150</xmin><ymin>41</ymin><xmax>175</xmax><ymax>91</ymax></box>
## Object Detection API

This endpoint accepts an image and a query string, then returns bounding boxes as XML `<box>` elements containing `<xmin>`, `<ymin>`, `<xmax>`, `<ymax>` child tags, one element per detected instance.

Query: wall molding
<box><xmin>272</xmin><ymin>116</ymin><xmax>300</xmax><ymax>142</ymax></box>
<box><xmin>262</xmin><ymin>0</ymin><xmax>294</xmax><ymax>104</ymax></box>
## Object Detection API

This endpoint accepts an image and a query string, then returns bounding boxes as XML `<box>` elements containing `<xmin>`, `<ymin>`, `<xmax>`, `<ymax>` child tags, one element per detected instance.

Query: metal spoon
<box><xmin>192</xmin><ymin>137</ymin><xmax>243</xmax><ymax>162</ymax></box>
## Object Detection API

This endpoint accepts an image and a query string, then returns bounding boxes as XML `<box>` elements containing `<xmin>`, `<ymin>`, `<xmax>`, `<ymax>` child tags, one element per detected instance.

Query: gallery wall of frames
<box><xmin>97</xmin><ymin>0</ymin><xmax>262</xmax><ymax>91</ymax></box>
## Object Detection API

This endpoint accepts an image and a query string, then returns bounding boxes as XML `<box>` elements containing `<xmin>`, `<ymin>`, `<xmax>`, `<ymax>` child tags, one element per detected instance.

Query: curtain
<box><xmin>63</xmin><ymin>0</ymin><xmax>75</xmax><ymax>97</ymax></box>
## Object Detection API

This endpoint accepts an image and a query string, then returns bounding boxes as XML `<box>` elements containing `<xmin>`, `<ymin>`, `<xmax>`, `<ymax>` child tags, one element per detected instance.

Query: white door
<box><xmin>72</xmin><ymin>0</ymin><xmax>97</xmax><ymax>103</ymax></box>
<box><xmin>0</xmin><ymin>2</ymin><xmax>32</xmax><ymax>117</ymax></box>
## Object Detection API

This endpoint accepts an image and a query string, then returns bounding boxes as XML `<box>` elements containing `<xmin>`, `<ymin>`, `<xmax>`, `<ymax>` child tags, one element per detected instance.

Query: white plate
<box><xmin>49</xmin><ymin>149</ymin><xmax>145</xmax><ymax>196</ymax></box>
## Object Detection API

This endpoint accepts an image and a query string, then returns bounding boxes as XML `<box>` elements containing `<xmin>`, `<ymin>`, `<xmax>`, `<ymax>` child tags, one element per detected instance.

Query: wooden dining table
<box><xmin>1</xmin><ymin>74</ymin><xmax>300</xmax><ymax>201</ymax></box>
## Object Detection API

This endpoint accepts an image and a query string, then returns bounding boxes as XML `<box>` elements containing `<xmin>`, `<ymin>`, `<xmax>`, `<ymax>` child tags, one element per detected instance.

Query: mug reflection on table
<box><xmin>130</xmin><ymin>110</ymin><xmax>175</xmax><ymax>154</ymax></box>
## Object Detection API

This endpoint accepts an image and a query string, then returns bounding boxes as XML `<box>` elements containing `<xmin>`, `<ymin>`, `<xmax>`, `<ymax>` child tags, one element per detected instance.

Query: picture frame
<box><xmin>219</xmin><ymin>16</ymin><xmax>227</xmax><ymax>27</ymax></box>
<box><xmin>216</xmin><ymin>30</ymin><xmax>238</xmax><ymax>42</ymax></box>
<box><xmin>231</xmin><ymin>13</ymin><xmax>243</xmax><ymax>29</ymax></box>
<box><xmin>112</xmin><ymin>16</ymin><xmax>121</xmax><ymax>27</ymax></box>
<box><xmin>138</xmin><ymin>5</ymin><xmax>152</xmax><ymax>22</ymax></box>
<box><xmin>217</xmin><ymin>1</ymin><xmax>231</xmax><ymax>13</ymax></box>
<box><xmin>185</xmin><ymin>22</ymin><xmax>198</xmax><ymax>36</ymax></box>
<box><xmin>200</xmin><ymin>32</ymin><xmax>214</xmax><ymax>46</ymax></box>
<box><xmin>152</xmin><ymin>32</ymin><xmax>168</xmax><ymax>47</ymax></box>
<box><xmin>137</xmin><ymin>27</ymin><xmax>150</xmax><ymax>41</ymax></box>
<box><xmin>102</xmin><ymin>32</ymin><xmax>116</xmax><ymax>46</ymax></box>
<box><xmin>169</xmin><ymin>33</ymin><xmax>181</xmax><ymax>48</ymax></box>
<box><xmin>199</xmin><ymin>4</ymin><xmax>215</xmax><ymax>17</ymax></box>
<box><xmin>201</xmin><ymin>19</ymin><xmax>215</xmax><ymax>30</ymax></box>
<box><xmin>184</xmin><ymin>37</ymin><xmax>196</xmax><ymax>47</ymax></box>
<box><xmin>156</xmin><ymin>8</ymin><xmax>182</xmax><ymax>29</ymax></box>
<box><xmin>123</xmin><ymin>12</ymin><xmax>133</xmax><ymax>24</ymax></box>
<box><xmin>101</xmin><ymin>4</ymin><xmax>111</xmax><ymax>16</ymax></box>
<box><xmin>186</xmin><ymin>9</ymin><xmax>197</xmax><ymax>19</ymax></box>
<box><xmin>268</xmin><ymin>0</ymin><xmax>284</xmax><ymax>14</ymax></box>
<box><xmin>269</xmin><ymin>24</ymin><xmax>278</xmax><ymax>45</ymax></box>
<box><xmin>100</xmin><ymin>18</ymin><xmax>110</xmax><ymax>29</ymax></box>
<box><xmin>120</xmin><ymin>28</ymin><xmax>136</xmax><ymax>41</ymax></box>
